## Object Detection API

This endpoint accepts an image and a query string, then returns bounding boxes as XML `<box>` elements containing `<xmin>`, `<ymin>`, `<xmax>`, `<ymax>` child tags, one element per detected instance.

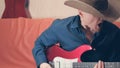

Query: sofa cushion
<box><xmin>0</xmin><ymin>17</ymin><xmax>54</xmax><ymax>68</ymax></box>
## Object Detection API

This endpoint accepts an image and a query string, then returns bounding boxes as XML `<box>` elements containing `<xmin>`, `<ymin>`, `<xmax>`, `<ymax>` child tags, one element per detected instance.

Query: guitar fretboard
<box><xmin>73</xmin><ymin>62</ymin><xmax>120</xmax><ymax>68</ymax></box>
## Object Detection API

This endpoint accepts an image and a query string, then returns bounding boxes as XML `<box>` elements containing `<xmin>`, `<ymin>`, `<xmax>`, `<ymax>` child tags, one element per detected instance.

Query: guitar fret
<box><xmin>73</xmin><ymin>62</ymin><xmax>95</xmax><ymax>68</ymax></box>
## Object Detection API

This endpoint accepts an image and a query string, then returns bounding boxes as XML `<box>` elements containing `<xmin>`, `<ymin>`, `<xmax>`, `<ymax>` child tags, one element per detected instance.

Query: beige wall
<box><xmin>0</xmin><ymin>0</ymin><xmax>5</xmax><ymax>18</ymax></box>
<box><xmin>0</xmin><ymin>0</ymin><xmax>78</xmax><ymax>18</ymax></box>
<box><xmin>0</xmin><ymin>0</ymin><xmax>119</xmax><ymax>20</ymax></box>
<box><xmin>29</xmin><ymin>0</ymin><xmax>78</xmax><ymax>18</ymax></box>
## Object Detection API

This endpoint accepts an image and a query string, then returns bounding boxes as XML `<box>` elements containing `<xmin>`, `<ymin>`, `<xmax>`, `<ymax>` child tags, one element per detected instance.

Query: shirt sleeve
<box><xmin>32</xmin><ymin>20</ymin><xmax>58</xmax><ymax>67</ymax></box>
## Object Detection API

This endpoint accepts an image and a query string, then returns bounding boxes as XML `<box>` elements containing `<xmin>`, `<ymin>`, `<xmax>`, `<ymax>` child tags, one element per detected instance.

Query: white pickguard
<box><xmin>53</xmin><ymin>57</ymin><xmax>78</xmax><ymax>68</ymax></box>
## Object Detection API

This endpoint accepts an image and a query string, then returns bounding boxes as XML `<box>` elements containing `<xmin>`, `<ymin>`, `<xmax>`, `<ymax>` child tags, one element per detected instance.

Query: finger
<box><xmin>99</xmin><ymin>61</ymin><xmax>104</xmax><ymax>68</ymax></box>
<box><xmin>98</xmin><ymin>60</ymin><xmax>104</xmax><ymax>68</ymax></box>
<box><xmin>98</xmin><ymin>60</ymin><xmax>101</xmax><ymax>68</ymax></box>
<box><xmin>94</xmin><ymin>63</ymin><xmax>98</xmax><ymax>68</ymax></box>
<box><xmin>101</xmin><ymin>61</ymin><xmax>104</xmax><ymax>68</ymax></box>
<box><xmin>85</xmin><ymin>25</ymin><xmax>90</xmax><ymax>30</ymax></box>
<box><xmin>84</xmin><ymin>25</ymin><xmax>91</xmax><ymax>34</ymax></box>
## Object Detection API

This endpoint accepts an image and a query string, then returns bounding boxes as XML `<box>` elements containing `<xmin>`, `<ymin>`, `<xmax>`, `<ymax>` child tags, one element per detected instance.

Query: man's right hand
<box><xmin>94</xmin><ymin>60</ymin><xmax>104</xmax><ymax>68</ymax></box>
<box><xmin>40</xmin><ymin>63</ymin><xmax>52</xmax><ymax>68</ymax></box>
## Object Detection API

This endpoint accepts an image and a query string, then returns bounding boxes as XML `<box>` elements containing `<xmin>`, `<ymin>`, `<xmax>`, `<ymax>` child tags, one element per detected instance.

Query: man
<box><xmin>32</xmin><ymin>0</ymin><xmax>120</xmax><ymax>68</ymax></box>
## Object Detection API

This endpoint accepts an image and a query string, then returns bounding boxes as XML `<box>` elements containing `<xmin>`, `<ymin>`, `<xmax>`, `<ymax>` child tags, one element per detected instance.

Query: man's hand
<box><xmin>94</xmin><ymin>60</ymin><xmax>104</xmax><ymax>68</ymax></box>
<box><xmin>40</xmin><ymin>63</ymin><xmax>52</xmax><ymax>68</ymax></box>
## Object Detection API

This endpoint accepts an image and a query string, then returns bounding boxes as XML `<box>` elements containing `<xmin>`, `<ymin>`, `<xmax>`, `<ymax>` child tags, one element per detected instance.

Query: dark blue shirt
<box><xmin>32</xmin><ymin>15</ymin><xmax>119</xmax><ymax>67</ymax></box>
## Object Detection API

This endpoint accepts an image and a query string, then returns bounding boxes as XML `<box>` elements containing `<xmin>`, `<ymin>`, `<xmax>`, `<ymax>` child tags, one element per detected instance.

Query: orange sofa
<box><xmin>0</xmin><ymin>18</ymin><xmax>54</xmax><ymax>68</ymax></box>
<box><xmin>0</xmin><ymin>18</ymin><xmax>120</xmax><ymax>68</ymax></box>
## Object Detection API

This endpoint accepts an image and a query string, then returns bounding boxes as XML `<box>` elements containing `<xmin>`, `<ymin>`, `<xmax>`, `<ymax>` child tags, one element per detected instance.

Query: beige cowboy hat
<box><xmin>64</xmin><ymin>0</ymin><xmax>120</xmax><ymax>22</ymax></box>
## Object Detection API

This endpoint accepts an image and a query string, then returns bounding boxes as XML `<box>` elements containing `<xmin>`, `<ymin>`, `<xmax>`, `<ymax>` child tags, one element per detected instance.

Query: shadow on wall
<box><xmin>2</xmin><ymin>0</ymin><xmax>31</xmax><ymax>18</ymax></box>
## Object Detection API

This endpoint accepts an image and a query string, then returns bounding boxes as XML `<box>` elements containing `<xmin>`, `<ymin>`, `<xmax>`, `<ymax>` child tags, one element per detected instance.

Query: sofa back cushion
<box><xmin>0</xmin><ymin>18</ymin><xmax>54</xmax><ymax>68</ymax></box>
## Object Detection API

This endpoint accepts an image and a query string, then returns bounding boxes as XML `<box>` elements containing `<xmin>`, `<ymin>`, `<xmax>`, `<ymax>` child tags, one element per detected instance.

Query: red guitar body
<box><xmin>47</xmin><ymin>44</ymin><xmax>92</xmax><ymax>62</ymax></box>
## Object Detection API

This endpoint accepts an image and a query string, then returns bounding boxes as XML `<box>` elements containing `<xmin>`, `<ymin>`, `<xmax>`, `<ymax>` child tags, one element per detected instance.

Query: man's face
<box><xmin>78</xmin><ymin>10</ymin><xmax>102</xmax><ymax>32</ymax></box>
<box><xmin>78</xmin><ymin>10</ymin><xmax>100</xmax><ymax>24</ymax></box>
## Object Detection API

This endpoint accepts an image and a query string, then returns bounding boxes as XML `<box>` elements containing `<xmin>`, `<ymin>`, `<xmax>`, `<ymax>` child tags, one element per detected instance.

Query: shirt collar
<box><xmin>70</xmin><ymin>15</ymin><xmax>81</xmax><ymax>28</ymax></box>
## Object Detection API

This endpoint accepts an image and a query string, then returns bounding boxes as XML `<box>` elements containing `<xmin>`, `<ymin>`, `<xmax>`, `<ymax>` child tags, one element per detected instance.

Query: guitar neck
<box><xmin>73</xmin><ymin>62</ymin><xmax>120</xmax><ymax>68</ymax></box>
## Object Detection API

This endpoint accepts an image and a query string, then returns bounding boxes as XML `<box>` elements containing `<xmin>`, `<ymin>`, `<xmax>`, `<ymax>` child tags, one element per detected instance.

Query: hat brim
<box><xmin>64</xmin><ymin>0</ymin><xmax>105</xmax><ymax>18</ymax></box>
<box><xmin>64</xmin><ymin>0</ymin><xmax>120</xmax><ymax>22</ymax></box>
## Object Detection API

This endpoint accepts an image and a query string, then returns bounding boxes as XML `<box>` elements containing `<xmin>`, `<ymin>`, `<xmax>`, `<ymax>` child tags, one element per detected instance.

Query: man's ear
<box><xmin>78</xmin><ymin>10</ymin><xmax>83</xmax><ymax>17</ymax></box>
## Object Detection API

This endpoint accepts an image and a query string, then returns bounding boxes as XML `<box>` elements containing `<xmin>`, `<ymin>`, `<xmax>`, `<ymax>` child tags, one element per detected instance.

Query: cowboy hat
<box><xmin>64</xmin><ymin>0</ymin><xmax>120</xmax><ymax>22</ymax></box>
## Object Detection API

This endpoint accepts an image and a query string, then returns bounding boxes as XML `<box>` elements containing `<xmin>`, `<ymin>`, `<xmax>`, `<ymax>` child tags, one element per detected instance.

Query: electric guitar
<box><xmin>46</xmin><ymin>44</ymin><xmax>120</xmax><ymax>68</ymax></box>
